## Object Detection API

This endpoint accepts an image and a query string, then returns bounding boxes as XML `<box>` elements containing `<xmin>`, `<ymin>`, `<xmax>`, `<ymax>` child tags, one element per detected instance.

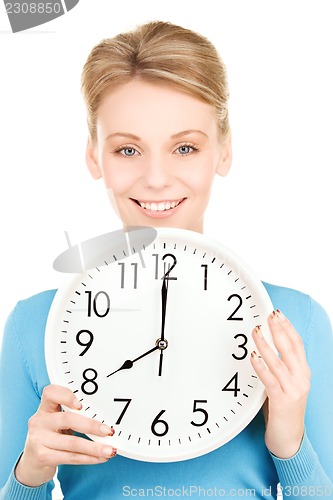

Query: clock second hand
<box><xmin>106</xmin><ymin>345</ymin><xmax>159</xmax><ymax>378</ymax></box>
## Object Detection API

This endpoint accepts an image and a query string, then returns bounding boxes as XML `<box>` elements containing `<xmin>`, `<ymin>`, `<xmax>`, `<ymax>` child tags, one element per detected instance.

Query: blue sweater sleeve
<box><xmin>269</xmin><ymin>296</ymin><xmax>333</xmax><ymax>499</ymax></box>
<box><xmin>0</xmin><ymin>306</ymin><xmax>54</xmax><ymax>500</ymax></box>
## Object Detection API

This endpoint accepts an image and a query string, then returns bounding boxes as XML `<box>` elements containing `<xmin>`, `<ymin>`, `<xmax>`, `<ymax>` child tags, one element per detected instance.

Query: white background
<box><xmin>0</xmin><ymin>1</ymin><xmax>332</xmax><ymax>497</ymax></box>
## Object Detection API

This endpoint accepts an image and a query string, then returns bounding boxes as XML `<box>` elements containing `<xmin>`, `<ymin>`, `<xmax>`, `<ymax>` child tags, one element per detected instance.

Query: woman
<box><xmin>0</xmin><ymin>20</ymin><xmax>332</xmax><ymax>500</ymax></box>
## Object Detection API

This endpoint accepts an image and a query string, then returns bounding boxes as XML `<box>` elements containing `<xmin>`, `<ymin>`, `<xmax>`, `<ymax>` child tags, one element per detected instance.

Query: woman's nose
<box><xmin>143</xmin><ymin>155</ymin><xmax>172</xmax><ymax>189</ymax></box>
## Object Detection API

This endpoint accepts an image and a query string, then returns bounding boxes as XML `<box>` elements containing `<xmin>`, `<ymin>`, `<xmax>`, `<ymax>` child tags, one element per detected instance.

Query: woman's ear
<box><xmin>216</xmin><ymin>132</ymin><xmax>232</xmax><ymax>177</ymax></box>
<box><xmin>86</xmin><ymin>137</ymin><xmax>102</xmax><ymax>180</ymax></box>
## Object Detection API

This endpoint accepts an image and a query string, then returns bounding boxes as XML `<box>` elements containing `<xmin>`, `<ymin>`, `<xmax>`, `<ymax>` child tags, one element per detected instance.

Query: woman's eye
<box><xmin>120</xmin><ymin>147</ymin><xmax>137</xmax><ymax>157</ymax></box>
<box><xmin>176</xmin><ymin>145</ymin><xmax>197</xmax><ymax>155</ymax></box>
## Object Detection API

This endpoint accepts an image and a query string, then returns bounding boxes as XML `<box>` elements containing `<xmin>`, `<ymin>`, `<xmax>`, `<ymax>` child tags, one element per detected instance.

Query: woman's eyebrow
<box><xmin>171</xmin><ymin>129</ymin><xmax>209</xmax><ymax>139</ymax></box>
<box><xmin>106</xmin><ymin>132</ymin><xmax>141</xmax><ymax>141</ymax></box>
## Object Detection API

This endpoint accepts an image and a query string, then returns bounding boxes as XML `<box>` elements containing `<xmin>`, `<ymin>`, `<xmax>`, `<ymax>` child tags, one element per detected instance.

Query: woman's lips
<box><xmin>130</xmin><ymin>198</ymin><xmax>186</xmax><ymax>218</ymax></box>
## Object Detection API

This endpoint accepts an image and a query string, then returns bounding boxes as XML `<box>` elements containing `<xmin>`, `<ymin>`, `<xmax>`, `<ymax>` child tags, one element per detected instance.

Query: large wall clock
<box><xmin>45</xmin><ymin>228</ymin><xmax>274</xmax><ymax>462</ymax></box>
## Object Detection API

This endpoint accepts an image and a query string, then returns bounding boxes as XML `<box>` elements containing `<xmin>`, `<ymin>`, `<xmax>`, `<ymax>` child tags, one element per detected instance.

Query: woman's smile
<box><xmin>130</xmin><ymin>197</ymin><xmax>186</xmax><ymax>218</ymax></box>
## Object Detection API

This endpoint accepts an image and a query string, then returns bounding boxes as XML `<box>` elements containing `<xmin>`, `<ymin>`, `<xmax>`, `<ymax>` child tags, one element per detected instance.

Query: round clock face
<box><xmin>45</xmin><ymin>228</ymin><xmax>274</xmax><ymax>462</ymax></box>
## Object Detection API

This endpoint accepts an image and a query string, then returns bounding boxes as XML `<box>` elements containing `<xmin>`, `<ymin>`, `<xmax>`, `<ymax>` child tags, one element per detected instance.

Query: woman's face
<box><xmin>86</xmin><ymin>80</ymin><xmax>232</xmax><ymax>233</ymax></box>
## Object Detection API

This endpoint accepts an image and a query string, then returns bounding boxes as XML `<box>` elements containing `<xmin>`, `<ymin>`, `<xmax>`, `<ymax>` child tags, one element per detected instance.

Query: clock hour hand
<box><xmin>158</xmin><ymin>277</ymin><xmax>169</xmax><ymax>376</ymax></box>
<box><xmin>106</xmin><ymin>345</ymin><xmax>159</xmax><ymax>378</ymax></box>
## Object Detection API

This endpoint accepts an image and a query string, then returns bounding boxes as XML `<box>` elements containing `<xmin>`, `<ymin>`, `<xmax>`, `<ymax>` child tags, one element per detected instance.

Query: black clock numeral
<box><xmin>190</xmin><ymin>400</ymin><xmax>209</xmax><ymax>427</ymax></box>
<box><xmin>151</xmin><ymin>410</ymin><xmax>169</xmax><ymax>437</ymax></box>
<box><xmin>113</xmin><ymin>398</ymin><xmax>132</xmax><ymax>425</ymax></box>
<box><xmin>201</xmin><ymin>265</ymin><xmax>208</xmax><ymax>290</ymax></box>
<box><xmin>76</xmin><ymin>329</ymin><xmax>94</xmax><ymax>356</ymax></box>
<box><xmin>227</xmin><ymin>294</ymin><xmax>243</xmax><ymax>321</ymax></box>
<box><xmin>232</xmin><ymin>333</ymin><xmax>248</xmax><ymax>360</ymax></box>
<box><xmin>118</xmin><ymin>262</ymin><xmax>138</xmax><ymax>289</ymax></box>
<box><xmin>152</xmin><ymin>253</ymin><xmax>177</xmax><ymax>280</ymax></box>
<box><xmin>222</xmin><ymin>372</ymin><xmax>240</xmax><ymax>397</ymax></box>
<box><xmin>81</xmin><ymin>368</ymin><xmax>98</xmax><ymax>395</ymax></box>
<box><xmin>85</xmin><ymin>291</ymin><xmax>110</xmax><ymax>317</ymax></box>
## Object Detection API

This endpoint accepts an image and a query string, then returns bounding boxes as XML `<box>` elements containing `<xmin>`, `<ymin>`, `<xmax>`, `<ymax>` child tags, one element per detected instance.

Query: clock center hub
<box><xmin>156</xmin><ymin>338</ymin><xmax>168</xmax><ymax>350</ymax></box>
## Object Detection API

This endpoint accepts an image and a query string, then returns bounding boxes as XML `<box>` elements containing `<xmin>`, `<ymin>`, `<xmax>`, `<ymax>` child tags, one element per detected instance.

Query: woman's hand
<box><xmin>250</xmin><ymin>310</ymin><xmax>311</xmax><ymax>459</ymax></box>
<box><xmin>15</xmin><ymin>385</ymin><xmax>117</xmax><ymax>487</ymax></box>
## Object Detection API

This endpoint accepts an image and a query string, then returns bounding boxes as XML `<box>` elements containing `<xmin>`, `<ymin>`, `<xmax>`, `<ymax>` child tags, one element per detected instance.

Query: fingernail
<box><xmin>251</xmin><ymin>350</ymin><xmax>260</xmax><ymax>362</ymax></box>
<box><xmin>255</xmin><ymin>325</ymin><xmax>263</xmax><ymax>338</ymax></box>
<box><xmin>276</xmin><ymin>309</ymin><xmax>286</xmax><ymax>321</ymax></box>
<box><xmin>100</xmin><ymin>424</ymin><xmax>113</xmax><ymax>436</ymax></box>
<box><xmin>103</xmin><ymin>446</ymin><xmax>117</xmax><ymax>458</ymax></box>
<box><xmin>270</xmin><ymin>310</ymin><xmax>279</xmax><ymax>324</ymax></box>
<box><xmin>73</xmin><ymin>399</ymin><xmax>82</xmax><ymax>410</ymax></box>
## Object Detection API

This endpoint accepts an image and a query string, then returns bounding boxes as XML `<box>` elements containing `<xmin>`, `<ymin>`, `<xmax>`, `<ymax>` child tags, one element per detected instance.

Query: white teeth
<box><xmin>137</xmin><ymin>200</ymin><xmax>182</xmax><ymax>211</ymax></box>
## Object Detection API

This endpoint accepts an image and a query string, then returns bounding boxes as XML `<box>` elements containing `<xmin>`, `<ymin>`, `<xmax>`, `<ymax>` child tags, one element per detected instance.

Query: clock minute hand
<box><xmin>160</xmin><ymin>277</ymin><xmax>168</xmax><ymax>341</ymax></box>
<box><xmin>158</xmin><ymin>277</ymin><xmax>169</xmax><ymax>377</ymax></box>
<box><xmin>106</xmin><ymin>345</ymin><xmax>159</xmax><ymax>378</ymax></box>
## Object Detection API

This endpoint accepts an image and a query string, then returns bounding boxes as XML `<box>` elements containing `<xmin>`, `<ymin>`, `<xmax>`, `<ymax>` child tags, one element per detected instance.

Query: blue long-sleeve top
<box><xmin>0</xmin><ymin>282</ymin><xmax>332</xmax><ymax>499</ymax></box>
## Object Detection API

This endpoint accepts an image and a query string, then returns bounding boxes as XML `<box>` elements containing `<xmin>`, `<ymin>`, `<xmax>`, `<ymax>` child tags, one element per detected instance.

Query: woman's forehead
<box><xmin>96</xmin><ymin>80</ymin><xmax>219</xmax><ymax>141</ymax></box>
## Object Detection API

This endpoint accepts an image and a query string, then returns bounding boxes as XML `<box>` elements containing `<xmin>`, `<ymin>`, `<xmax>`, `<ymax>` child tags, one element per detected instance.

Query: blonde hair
<box><xmin>81</xmin><ymin>20</ymin><xmax>230</xmax><ymax>143</ymax></box>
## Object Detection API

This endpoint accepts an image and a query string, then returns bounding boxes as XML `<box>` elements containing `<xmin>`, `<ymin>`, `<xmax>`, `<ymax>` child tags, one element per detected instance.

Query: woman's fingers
<box><xmin>30</xmin><ymin>408</ymin><xmax>114</xmax><ymax>439</ymax></box>
<box><xmin>42</xmin><ymin>430</ymin><xmax>117</xmax><ymax>462</ymax></box>
<box><xmin>250</xmin><ymin>310</ymin><xmax>311</xmax><ymax>458</ymax></box>
<box><xmin>16</xmin><ymin>385</ymin><xmax>117</xmax><ymax>487</ymax></box>
<box><xmin>39</xmin><ymin>384</ymin><xmax>82</xmax><ymax>413</ymax></box>
<box><xmin>267</xmin><ymin>310</ymin><xmax>309</xmax><ymax>375</ymax></box>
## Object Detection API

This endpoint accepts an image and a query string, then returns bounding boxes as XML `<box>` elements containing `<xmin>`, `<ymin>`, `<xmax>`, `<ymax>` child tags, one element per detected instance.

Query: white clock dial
<box><xmin>45</xmin><ymin>228</ymin><xmax>274</xmax><ymax>462</ymax></box>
